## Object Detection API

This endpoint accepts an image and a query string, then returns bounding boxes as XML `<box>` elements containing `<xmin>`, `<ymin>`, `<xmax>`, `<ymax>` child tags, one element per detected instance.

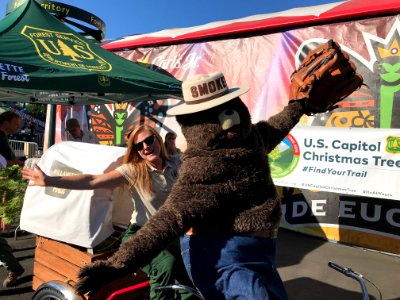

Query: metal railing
<box><xmin>9</xmin><ymin>140</ymin><xmax>39</xmax><ymax>158</ymax></box>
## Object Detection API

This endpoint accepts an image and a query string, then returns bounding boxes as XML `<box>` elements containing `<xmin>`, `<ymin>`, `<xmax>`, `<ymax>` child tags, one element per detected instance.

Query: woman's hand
<box><xmin>21</xmin><ymin>164</ymin><xmax>47</xmax><ymax>186</ymax></box>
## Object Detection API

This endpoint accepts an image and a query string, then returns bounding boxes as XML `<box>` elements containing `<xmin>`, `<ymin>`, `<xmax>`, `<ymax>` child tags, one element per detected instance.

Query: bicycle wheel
<box><xmin>32</xmin><ymin>281</ymin><xmax>83</xmax><ymax>300</ymax></box>
<box><xmin>32</xmin><ymin>287</ymin><xmax>68</xmax><ymax>300</ymax></box>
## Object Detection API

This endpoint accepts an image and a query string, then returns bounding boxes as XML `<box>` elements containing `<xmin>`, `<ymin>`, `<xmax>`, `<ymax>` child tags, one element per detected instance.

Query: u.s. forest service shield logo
<box><xmin>21</xmin><ymin>26</ymin><xmax>112</xmax><ymax>71</ymax></box>
<box><xmin>98</xmin><ymin>75</ymin><xmax>111</xmax><ymax>87</ymax></box>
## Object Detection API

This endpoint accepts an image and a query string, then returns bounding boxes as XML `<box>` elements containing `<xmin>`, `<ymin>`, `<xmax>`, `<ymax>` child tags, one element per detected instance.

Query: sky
<box><xmin>0</xmin><ymin>0</ymin><xmax>341</xmax><ymax>40</ymax></box>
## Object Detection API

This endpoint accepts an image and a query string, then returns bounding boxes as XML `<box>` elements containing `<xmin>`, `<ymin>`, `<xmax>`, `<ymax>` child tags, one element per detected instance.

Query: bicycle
<box><xmin>32</xmin><ymin>261</ymin><xmax>381</xmax><ymax>300</ymax></box>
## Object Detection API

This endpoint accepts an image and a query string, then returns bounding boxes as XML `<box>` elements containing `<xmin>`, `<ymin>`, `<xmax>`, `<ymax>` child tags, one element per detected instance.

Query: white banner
<box><xmin>271</xmin><ymin>127</ymin><xmax>400</xmax><ymax>200</ymax></box>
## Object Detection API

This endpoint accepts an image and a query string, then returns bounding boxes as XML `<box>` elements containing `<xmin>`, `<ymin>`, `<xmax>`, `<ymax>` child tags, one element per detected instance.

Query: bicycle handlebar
<box><xmin>328</xmin><ymin>261</ymin><xmax>361</xmax><ymax>277</ymax></box>
<box><xmin>328</xmin><ymin>261</ymin><xmax>369</xmax><ymax>300</ymax></box>
<box><xmin>328</xmin><ymin>262</ymin><xmax>347</xmax><ymax>274</ymax></box>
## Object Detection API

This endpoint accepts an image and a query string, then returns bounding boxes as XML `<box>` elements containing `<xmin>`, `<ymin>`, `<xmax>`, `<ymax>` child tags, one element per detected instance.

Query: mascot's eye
<box><xmin>225</xmin><ymin>109</ymin><xmax>235</xmax><ymax>116</ymax></box>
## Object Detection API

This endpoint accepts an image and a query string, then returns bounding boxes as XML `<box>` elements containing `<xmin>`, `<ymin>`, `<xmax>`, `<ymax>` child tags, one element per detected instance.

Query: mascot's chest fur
<box><xmin>182</xmin><ymin>145</ymin><xmax>268</xmax><ymax>186</ymax></box>
<box><xmin>173</xmin><ymin>99</ymin><xmax>281</xmax><ymax>235</ymax></box>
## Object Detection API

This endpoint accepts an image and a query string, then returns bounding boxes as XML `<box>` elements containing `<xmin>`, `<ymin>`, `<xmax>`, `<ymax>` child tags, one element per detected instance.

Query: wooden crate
<box><xmin>33</xmin><ymin>235</ymin><xmax>149</xmax><ymax>299</ymax></box>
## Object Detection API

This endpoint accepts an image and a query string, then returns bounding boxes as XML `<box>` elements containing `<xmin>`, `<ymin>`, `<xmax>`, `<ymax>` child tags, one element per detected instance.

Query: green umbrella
<box><xmin>0</xmin><ymin>0</ymin><xmax>183</xmax><ymax>104</ymax></box>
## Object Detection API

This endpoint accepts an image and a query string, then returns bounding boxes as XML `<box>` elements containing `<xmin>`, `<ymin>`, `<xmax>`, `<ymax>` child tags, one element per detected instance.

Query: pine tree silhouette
<box><xmin>57</xmin><ymin>40</ymin><xmax>82</xmax><ymax>62</ymax></box>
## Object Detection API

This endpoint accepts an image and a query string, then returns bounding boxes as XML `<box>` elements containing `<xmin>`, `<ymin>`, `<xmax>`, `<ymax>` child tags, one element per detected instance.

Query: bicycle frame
<box><xmin>106</xmin><ymin>280</ymin><xmax>150</xmax><ymax>300</ymax></box>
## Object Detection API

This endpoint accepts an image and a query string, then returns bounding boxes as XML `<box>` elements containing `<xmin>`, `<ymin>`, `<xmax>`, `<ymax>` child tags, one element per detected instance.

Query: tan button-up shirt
<box><xmin>116</xmin><ymin>155</ymin><xmax>181</xmax><ymax>225</ymax></box>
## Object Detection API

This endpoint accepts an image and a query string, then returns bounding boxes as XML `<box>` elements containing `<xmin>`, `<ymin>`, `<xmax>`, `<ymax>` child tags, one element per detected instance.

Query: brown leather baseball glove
<box><xmin>289</xmin><ymin>39</ymin><xmax>363</xmax><ymax>116</ymax></box>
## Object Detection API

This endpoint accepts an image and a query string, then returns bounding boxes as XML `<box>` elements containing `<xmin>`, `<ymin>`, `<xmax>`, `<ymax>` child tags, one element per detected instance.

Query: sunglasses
<box><xmin>134</xmin><ymin>135</ymin><xmax>156</xmax><ymax>151</ymax></box>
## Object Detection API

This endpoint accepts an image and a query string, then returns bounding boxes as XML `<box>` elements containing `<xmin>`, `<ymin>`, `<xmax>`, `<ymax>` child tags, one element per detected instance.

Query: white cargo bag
<box><xmin>20</xmin><ymin>141</ymin><xmax>128</xmax><ymax>248</ymax></box>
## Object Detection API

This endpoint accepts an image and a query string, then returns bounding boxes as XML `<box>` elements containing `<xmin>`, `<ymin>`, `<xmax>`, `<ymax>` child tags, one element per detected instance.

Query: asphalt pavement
<box><xmin>0</xmin><ymin>226</ymin><xmax>399</xmax><ymax>300</ymax></box>
<box><xmin>0</xmin><ymin>227</ymin><xmax>35</xmax><ymax>300</ymax></box>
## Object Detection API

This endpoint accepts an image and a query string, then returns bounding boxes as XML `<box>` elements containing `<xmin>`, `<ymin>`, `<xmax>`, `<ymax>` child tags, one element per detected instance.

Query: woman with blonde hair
<box><xmin>22</xmin><ymin>124</ymin><xmax>194</xmax><ymax>300</ymax></box>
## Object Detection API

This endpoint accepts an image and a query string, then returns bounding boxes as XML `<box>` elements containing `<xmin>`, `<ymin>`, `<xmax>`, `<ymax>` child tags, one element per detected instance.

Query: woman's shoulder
<box><xmin>116</xmin><ymin>163</ymin><xmax>134</xmax><ymax>174</ymax></box>
<box><xmin>115</xmin><ymin>163</ymin><xmax>138</xmax><ymax>184</ymax></box>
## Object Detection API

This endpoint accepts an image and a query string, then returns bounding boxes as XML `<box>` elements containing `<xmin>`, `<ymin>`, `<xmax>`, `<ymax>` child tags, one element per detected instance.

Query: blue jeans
<box><xmin>180</xmin><ymin>234</ymin><xmax>288</xmax><ymax>300</ymax></box>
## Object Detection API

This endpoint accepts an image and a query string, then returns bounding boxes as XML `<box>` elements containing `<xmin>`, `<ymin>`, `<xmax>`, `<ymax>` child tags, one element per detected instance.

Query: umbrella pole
<box><xmin>43</xmin><ymin>104</ymin><xmax>57</xmax><ymax>151</ymax></box>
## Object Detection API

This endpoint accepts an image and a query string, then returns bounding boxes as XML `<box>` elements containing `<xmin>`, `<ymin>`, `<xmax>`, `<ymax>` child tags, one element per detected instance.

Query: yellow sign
<box><xmin>21</xmin><ymin>26</ymin><xmax>112</xmax><ymax>71</ymax></box>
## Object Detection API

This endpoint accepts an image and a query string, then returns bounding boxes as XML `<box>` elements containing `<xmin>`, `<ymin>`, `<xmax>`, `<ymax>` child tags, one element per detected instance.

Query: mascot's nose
<box><xmin>218</xmin><ymin>109</ymin><xmax>241</xmax><ymax>130</ymax></box>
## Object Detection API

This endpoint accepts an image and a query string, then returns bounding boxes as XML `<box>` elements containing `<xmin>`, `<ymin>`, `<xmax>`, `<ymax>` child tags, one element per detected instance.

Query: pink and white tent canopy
<box><xmin>103</xmin><ymin>0</ymin><xmax>400</xmax><ymax>51</ymax></box>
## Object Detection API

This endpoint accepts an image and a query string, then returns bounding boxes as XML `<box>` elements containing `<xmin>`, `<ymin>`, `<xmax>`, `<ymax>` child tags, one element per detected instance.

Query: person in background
<box><xmin>0</xmin><ymin>111</ymin><xmax>25</xmax><ymax>167</ymax></box>
<box><xmin>164</xmin><ymin>132</ymin><xmax>182</xmax><ymax>156</ymax></box>
<box><xmin>27</xmin><ymin>120</ymin><xmax>36</xmax><ymax>135</ymax></box>
<box><xmin>0</xmin><ymin>236</ymin><xmax>25</xmax><ymax>288</ymax></box>
<box><xmin>22</xmin><ymin>125</ymin><xmax>194</xmax><ymax>300</ymax></box>
<box><xmin>0</xmin><ymin>154</ymin><xmax>6</xmax><ymax>169</ymax></box>
<box><xmin>65</xmin><ymin>118</ymin><xmax>99</xmax><ymax>144</ymax></box>
<box><xmin>0</xmin><ymin>111</ymin><xmax>25</xmax><ymax>287</ymax></box>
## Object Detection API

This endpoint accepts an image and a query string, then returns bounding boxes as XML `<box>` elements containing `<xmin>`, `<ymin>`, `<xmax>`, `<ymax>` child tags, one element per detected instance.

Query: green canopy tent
<box><xmin>0</xmin><ymin>0</ymin><xmax>183</xmax><ymax>146</ymax></box>
<box><xmin>0</xmin><ymin>0</ymin><xmax>183</xmax><ymax>105</ymax></box>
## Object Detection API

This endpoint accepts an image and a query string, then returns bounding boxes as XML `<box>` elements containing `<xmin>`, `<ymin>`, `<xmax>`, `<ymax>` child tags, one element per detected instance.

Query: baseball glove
<box><xmin>289</xmin><ymin>39</ymin><xmax>363</xmax><ymax>116</ymax></box>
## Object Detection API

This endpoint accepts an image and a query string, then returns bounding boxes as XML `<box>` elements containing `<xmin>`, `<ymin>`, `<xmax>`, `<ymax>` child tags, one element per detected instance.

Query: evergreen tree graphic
<box><xmin>57</xmin><ymin>40</ymin><xmax>82</xmax><ymax>62</ymax></box>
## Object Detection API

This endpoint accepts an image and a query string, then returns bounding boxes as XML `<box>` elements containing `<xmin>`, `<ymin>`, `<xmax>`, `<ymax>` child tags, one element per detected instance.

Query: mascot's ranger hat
<box><xmin>167</xmin><ymin>72</ymin><xmax>249</xmax><ymax>115</ymax></box>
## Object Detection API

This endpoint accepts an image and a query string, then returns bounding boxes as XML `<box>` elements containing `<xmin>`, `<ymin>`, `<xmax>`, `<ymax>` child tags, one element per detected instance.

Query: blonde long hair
<box><xmin>122</xmin><ymin>125</ymin><xmax>170</xmax><ymax>194</ymax></box>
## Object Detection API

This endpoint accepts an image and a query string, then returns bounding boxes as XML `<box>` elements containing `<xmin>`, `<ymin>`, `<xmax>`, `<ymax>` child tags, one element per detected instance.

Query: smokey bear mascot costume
<box><xmin>75</xmin><ymin>42</ymin><xmax>363</xmax><ymax>299</ymax></box>
<box><xmin>74</xmin><ymin>72</ymin><xmax>305</xmax><ymax>299</ymax></box>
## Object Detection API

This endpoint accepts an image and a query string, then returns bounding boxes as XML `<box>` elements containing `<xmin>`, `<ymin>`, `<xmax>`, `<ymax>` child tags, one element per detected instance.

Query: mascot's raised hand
<box><xmin>289</xmin><ymin>39</ymin><xmax>363</xmax><ymax>115</ymax></box>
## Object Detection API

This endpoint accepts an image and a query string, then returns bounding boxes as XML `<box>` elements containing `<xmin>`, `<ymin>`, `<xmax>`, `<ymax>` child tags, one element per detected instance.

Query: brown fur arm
<box><xmin>256</xmin><ymin>101</ymin><xmax>305</xmax><ymax>153</ymax></box>
<box><xmin>75</xmin><ymin>204</ymin><xmax>185</xmax><ymax>296</ymax></box>
<box><xmin>104</xmin><ymin>179</ymin><xmax>224</xmax><ymax>271</ymax></box>
<box><xmin>108</xmin><ymin>208</ymin><xmax>181</xmax><ymax>270</ymax></box>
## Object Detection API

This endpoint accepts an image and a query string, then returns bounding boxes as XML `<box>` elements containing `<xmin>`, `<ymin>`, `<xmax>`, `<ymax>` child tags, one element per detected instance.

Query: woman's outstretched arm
<box><xmin>22</xmin><ymin>164</ymin><xmax>126</xmax><ymax>190</ymax></box>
